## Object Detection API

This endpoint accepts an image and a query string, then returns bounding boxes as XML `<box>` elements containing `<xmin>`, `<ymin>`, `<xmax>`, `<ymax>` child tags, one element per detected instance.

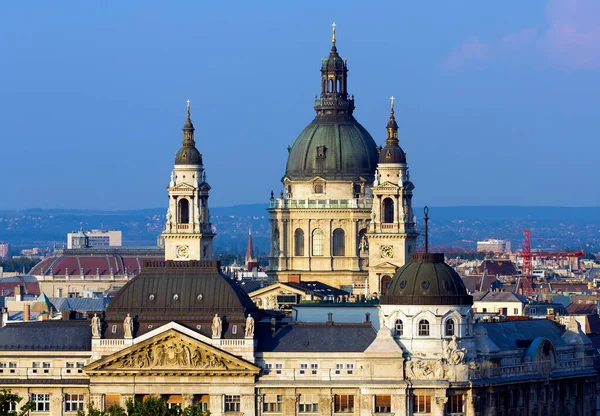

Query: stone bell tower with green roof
<box><xmin>161</xmin><ymin>100</ymin><xmax>214</xmax><ymax>261</ymax></box>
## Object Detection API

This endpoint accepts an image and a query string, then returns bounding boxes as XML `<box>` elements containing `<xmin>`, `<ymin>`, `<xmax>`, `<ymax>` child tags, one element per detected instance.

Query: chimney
<box><xmin>288</xmin><ymin>274</ymin><xmax>301</xmax><ymax>284</ymax></box>
<box><xmin>61</xmin><ymin>310</ymin><xmax>70</xmax><ymax>321</ymax></box>
<box><xmin>23</xmin><ymin>304</ymin><xmax>30</xmax><ymax>322</ymax></box>
<box><xmin>365</xmin><ymin>312</ymin><xmax>371</xmax><ymax>323</ymax></box>
<box><xmin>0</xmin><ymin>267</ymin><xmax>3</xmax><ymax>279</ymax></box>
<box><xmin>14</xmin><ymin>286</ymin><xmax>22</xmax><ymax>302</ymax></box>
<box><xmin>1</xmin><ymin>308</ymin><xmax>8</xmax><ymax>327</ymax></box>
<box><xmin>327</xmin><ymin>312</ymin><xmax>333</xmax><ymax>324</ymax></box>
<box><xmin>270</xmin><ymin>317</ymin><xmax>276</xmax><ymax>337</ymax></box>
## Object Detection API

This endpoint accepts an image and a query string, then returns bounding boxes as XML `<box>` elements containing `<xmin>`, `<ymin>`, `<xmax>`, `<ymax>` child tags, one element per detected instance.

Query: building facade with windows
<box><xmin>0</xmin><ymin>31</ymin><xmax>597</xmax><ymax>416</ymax></box>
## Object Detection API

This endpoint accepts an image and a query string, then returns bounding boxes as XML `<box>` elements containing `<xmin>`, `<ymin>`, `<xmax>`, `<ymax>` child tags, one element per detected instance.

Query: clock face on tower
<box><xmin>381</xmin><ymin>245</ymin><xmax>393</xmax><ymax>258</ymax></box>
<box><xmin>177</xmin><ymin>245</ymin><xmax>189</xmax><ymax>259</ymax></box>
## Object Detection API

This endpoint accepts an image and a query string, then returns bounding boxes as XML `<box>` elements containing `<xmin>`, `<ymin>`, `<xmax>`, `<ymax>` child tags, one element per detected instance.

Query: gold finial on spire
<box><xmin>186</xmin><ymin>99</ymin><xmax>191</xmax><ymax>115</ymax></box>
<box><xmin>332</xmin><ymin>22</ymin><xmax>336</xmax><ymax>44</ymax></box>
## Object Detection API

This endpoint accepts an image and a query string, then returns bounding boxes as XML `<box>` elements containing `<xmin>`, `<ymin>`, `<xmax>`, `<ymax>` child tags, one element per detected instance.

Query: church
<box><xmin>267</xmin><ymin>24</ymin><xmax>417</xmax><ymax>295</ymax></box>
<box><xmin>0</xmin><ymin>27</ymin><xmax>596</xmax><ymax>416</ymax></box>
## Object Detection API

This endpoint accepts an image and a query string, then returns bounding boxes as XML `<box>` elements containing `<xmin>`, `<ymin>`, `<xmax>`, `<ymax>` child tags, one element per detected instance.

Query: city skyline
<box><xmin>1</xmin><ymin>0</ymin><xmax>599</xmax><ymax>210</ymax></box>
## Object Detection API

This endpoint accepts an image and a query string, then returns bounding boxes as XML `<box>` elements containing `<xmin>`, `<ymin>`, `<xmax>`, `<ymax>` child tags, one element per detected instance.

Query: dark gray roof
<box><xmin>50</xmin><ymin>297</ymin><xmax>110</xmax><ymax>312</ymax></box>
<box><xmin>257</xmin><ymin>323</ymin><xmax>376</xmax><ymax>352</ymax></box>
<box><xmin>477</xmin><ymin>319</ymin><xmax>567</xmax><ymax>351</ymax></box>
<box><xmin>283</xmin><ymin>281</ymin><xmax>349</xmax><ymax>298</ymax></box>
<box><xmin>237</xmin><ymin>280</ymin><xmax>271</xmax><ymax>294</ymax></box>
<box><xmin>0</xmin><ymin>275</ymin><xmax>38</xmax><ymax>283</ymax></box>
<box><xmin>105</xmin><ymin>260</ymin><xmax>256</xmax><ymax>322</ymax></box>
<box><xmin>0</xmin><ymin>321</ymin><xmax>91</xmax><ymax>351</ymax></box>
<box><xmin>472</xmin><ymin>290</ymin><xmax>528</xmax><ymax>303</ymax></box>
<box><xmin>381</xmin><ymin>253</ymin><xmax>472</xmax><ymax>306</ymax></box>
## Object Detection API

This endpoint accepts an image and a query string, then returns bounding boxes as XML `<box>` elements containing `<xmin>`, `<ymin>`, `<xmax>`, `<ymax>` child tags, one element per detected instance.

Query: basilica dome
<box><xmin>284</xmin><ymin>43</ymin><xmax>378</xmax><ymax>182</ymax></box>
<box><xmin>285</xmin><ymin>118</ymin><xmax>378</xmax><ymax>181</ymax></box>
<box><xmin>380</xmin><ymin>253</ymin><xmax>472</xmax><ymax>306</ymax></box>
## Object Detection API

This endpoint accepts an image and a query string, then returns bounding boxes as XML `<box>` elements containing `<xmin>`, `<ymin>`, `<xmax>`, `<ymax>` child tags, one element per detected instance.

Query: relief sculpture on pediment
<box><xmin>113</xmin><ymin>336</ymin><xmax>229</xmax><ymax>370</ymax></box>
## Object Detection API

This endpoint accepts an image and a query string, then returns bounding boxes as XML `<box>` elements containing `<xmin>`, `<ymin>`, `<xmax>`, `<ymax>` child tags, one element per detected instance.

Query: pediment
<box><xmin>171</xmin><ymin>182</ymin><xmax>195</xmax><ymax>191</ymax></box>
<box><xmin>249</xmin><ymin>282</ymin><xmax>305</xmax><ymax>297</ymax></box>
<box><xmin>371</xmin><ymin>261</ymin><xmax>401</xmax><ymax>271</ymax></box>
<box><xmin>376</xmin><ymin>181</ymin><xmax>399</xmax><ymax>190</ymax></box>
<box><xmin>85</xmin><ymin>329</ymin><xmax>259</xmax><ymax>376</ymax></box>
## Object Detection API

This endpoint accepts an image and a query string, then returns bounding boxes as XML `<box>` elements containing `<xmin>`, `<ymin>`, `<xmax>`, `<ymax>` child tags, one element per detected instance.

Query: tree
<box><xmin>0</xmin><ymin>389</ymin><xmax>35</xmax><ymax>416</ymax></box>
<box><xmin>76</xmin><ymin>397</ymin><xmax>209</xmax><ymax>416</ymax></box>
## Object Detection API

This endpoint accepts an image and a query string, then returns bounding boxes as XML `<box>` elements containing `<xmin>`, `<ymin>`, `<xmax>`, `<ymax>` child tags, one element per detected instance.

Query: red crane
<box><xmin>517</xmin><ymin>229</ymin><xmax>584</xmax><ymax>295</ymax></box>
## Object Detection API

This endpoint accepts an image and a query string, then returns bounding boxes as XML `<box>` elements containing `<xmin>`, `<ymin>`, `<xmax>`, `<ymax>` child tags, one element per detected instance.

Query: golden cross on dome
<box><xmin>332</xmin><ymin>22</ymin><xmax>336</xmax><ymax>44</ymax></box>
<box><xmin>390</xmin><ymin>96</ymin><xmax>395</xmax><ymax>109</ymax></box>
<box><xmin>186</xmin><ymin>99</ymin><xmax>191</xmax><ymax>114</ymax></box>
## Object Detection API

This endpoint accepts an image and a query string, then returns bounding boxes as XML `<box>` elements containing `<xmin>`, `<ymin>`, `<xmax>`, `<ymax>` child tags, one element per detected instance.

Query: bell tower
<box><xmin>162</xmin><ymin>100</ymin><xmax>214</xmax><ymax>261</ymax></box>
<box><xmin>366</xmin><ymin>97</ymin><xmax>418</xmax><ymax>296</ymax></box>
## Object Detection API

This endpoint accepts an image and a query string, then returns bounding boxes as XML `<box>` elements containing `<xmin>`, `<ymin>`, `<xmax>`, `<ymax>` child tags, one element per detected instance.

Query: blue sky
<box><xmin>0</xmin><ymin>1</ymin><xmax>598</xmax><ymax>210</ymax></box>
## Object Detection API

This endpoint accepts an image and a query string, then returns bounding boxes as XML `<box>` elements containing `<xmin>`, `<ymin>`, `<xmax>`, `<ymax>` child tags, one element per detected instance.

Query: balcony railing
<box><xmin>269</xmin><ymin>198</ymin><xmax>373</xmax><ymax>210</ymax></box>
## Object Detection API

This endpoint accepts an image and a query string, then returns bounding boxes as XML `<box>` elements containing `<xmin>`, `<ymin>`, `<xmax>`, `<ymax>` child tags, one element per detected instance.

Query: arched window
<box><xmin>328</xmin><ymin>79</ymin><xmax>333</xmax><ymax>92</ymax></box>
<box><xmin>383</xmin><ymin>198</ymin><xmax>394</xmax><ymax>223</ymax></box>
<box><xmin>312</xmin><ymin>229</ymin><xmax>323</xmax><ymax>256</ymax></box>
<box><xmin>336</xmin><ymin>79</ymin><xmax>340</xmax><ymax>92</ymax></box>
<box><xmin>294</xmin><ymin>228</ymin><xmax>305</xmax><ymax>256</ymax></box>
<box><xmin>418</xmin><ymin>319</ymin><xmax>430</xmax><ymax>336</ymax></box>
<box><xmin>332</xmin><ymin>228</ymin><xmax>345</xmax><ymax>256</ymax></box>
<box><xmin>465</xmin><ymin>318</ymin><xmax>470</xmax><ymax>336</ymax></box>
<box><xmin>380</xmin><ymin>275</ymin><xmax>392</xmax><ymax>295</ymax></box>
<box><xmin>178</xmin><ymin>198</ymin><xmax>189</xmax><ymax>224</ymax></box>
<box><xmin>394</xmin><ymin>319</ymin><xmax>403</xmax><ymax>337</ymax></box>
<box><xmin>445</xmin><ymin>319</ymin><xmax>455</xmax><ymax>337</ymax></box>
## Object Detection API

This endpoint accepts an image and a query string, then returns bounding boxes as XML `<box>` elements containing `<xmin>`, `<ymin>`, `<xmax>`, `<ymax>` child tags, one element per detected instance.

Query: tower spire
<box><xmin>182</xmin><ymin>99</ymin><xmax>195</xmax><ymax>144</ymax></box>
<box><xmin>386</xmin><ymin>96</ymin><xmax>399</xmax><ymax>144</ymax></box>
<box><xmin>331</xmin><ymin>21</ymin><xmax>336</xmax><ymax>45</ymax></box>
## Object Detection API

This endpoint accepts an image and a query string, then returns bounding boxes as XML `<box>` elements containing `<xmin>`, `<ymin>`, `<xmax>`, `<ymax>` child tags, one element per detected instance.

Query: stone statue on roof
<box><xmin>124</xmin><ymin>313</ymin><xmax>134</xmax><ymax>339</ymax></box>
<box><xmin>212</xmin><ymin>314</ymin><xmax>222</xmax><ymax>338</ymax></box>
<box><xmin>91</xmin><ymin>314</ymin><xmax>101</xmax><ymax>339</ymax></box>
<box><xmin>245</xmin><ymin>314</ymin><xmax>255</xmax><ymax>338</ymax></box>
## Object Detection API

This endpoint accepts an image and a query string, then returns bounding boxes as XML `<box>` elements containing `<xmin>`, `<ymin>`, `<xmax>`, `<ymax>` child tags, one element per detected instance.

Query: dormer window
<box><xmin>316</xmin><ymin>145</ymin><xmax>326</xmax><ymax>159</ymax></box>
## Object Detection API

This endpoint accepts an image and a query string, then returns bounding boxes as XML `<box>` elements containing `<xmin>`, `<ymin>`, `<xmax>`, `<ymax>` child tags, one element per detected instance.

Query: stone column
<box><xmin>241</xmin><ymin>394</ymin><xmax>255</xmax><ymax>416</ymax></box>
<box><xmin>90</xmin><ymin>394</ymin><xmax>104</xmax><ymax>411</ymax></box>
<box><xmin>121</xmin><ymin>394</ymin><xmax>134</xmax><ymax>409</ymax></box>
<box><xmin>209</xmin><ymin>395</ymin><xmax>223</xmax><ymax>416</ymax></box>
<box><xmin>392</xmin><ymin>392</ymin><xmax>407</xmax><ymax>416</ymax></box>
<box><xmin>433</xmin><ymin>394</ymin><xmax>447</xmax><ymax>416</ymax></box>
<box><xmin>183</xmin><ymin>394</ymin><xmax>194</xmax><ymax>408</ymax></box>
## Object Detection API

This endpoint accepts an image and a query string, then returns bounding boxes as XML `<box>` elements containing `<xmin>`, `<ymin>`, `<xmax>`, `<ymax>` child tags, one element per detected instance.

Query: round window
<box><xmin>421</xmin><ymin>280</ymin><xmax>430</xmax><ymax>290</ymax></box>
<box><xmin>399</xmin><ymin>280</ymin><xmax>406</xmax><ymax>289</ymax></box>
<box><xmin>196</xmin><ymin>293</ymin><xmax>203</xmax><ymax>301</ymax></box>
<box><xmin>173</xmin><ymin>293</ymin><xmax>179</xmax><ymax>302</ymax></box>
<box><xmin>148</xmin><ymin>294</ymin><xmax>155</xmax><ymax>302</ymax></box>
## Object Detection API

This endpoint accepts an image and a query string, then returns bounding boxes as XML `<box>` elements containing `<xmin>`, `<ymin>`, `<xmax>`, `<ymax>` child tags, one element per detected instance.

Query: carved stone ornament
<box><xmin>86</xmin><ymin>331</ymin><xmax>259</xmax><ymax>375</ymax></box>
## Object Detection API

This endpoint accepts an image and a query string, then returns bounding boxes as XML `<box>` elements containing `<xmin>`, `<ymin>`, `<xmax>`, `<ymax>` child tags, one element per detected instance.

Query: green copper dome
<box><xmin>285</xmin><ymin>118</ymin><xmax>378</xmax><ymax>181</ymax></box>
<box><xmin>284</xmin><ymin>42</ymin><xmax>378</xmax><ymax>182</ymax></box>
<box><xmin>380</xmin><ymin>253</ymin><xmax>473</xmax><ymax>306</ymax></box>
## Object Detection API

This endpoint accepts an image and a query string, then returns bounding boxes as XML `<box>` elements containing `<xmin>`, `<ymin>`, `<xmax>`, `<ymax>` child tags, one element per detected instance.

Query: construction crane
<box><xmin>516</xmin><ymin>229</ymin><xmax>584</xmax><ymax>295</ymax></box>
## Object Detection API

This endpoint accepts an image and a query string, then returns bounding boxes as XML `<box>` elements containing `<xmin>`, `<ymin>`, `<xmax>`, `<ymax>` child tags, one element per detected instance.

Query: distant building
<box><xmin>67</xmin><ymin>229</ymin><xmax>122</xmax><ymax>249</ymax></box>
<box><xmin>477</xmin><ymin>238</ymin><xmax>511</xmax><ymax>253</ymax></box>
<box><xmin>29</xmin><ymin>247</ymin><xmax>163</xmax><ymax>298</ymax></box>
<box><xmin>0</xmin><ymin>243</ymin><xmax>8</xmax><ymax>259</ymax></box>
<box><xmin>472</xmin><ymin>290</ymin><xmax>529</xmax><ymax>316</ymax></box>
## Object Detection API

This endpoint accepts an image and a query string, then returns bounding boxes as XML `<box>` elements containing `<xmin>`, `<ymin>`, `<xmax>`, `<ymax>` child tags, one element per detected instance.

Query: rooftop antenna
<box><xmin>424</xmin><ymin>206</ymin><xmax>429</xmax><ymax>254</ymax></box>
